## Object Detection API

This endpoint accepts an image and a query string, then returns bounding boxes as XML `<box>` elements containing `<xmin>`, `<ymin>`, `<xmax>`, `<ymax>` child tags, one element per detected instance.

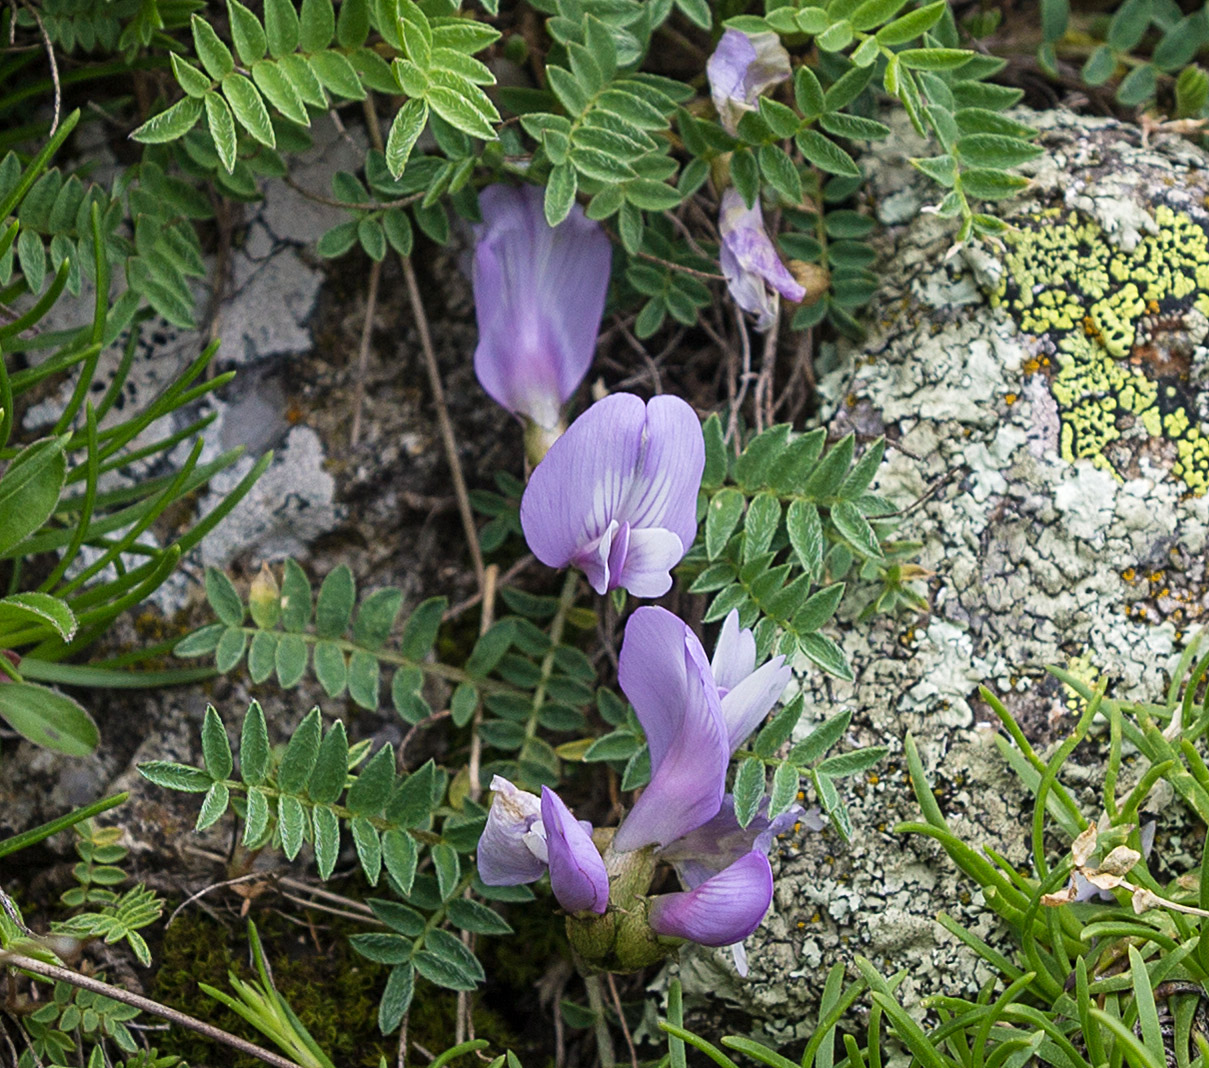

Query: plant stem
<box><xmin>526</xmin><ymin>570</ymin><xmax>581</xmax><ymax>743</ymax></box>
<box><xmin>585</xmin><ymin>974</ymin><xmax>616</xmax><ymax>1068</ymax></box>
<box><xmin>401</xmin><ymin>253</ymin><xmax>486</xmax><ymax>594</ymax></box>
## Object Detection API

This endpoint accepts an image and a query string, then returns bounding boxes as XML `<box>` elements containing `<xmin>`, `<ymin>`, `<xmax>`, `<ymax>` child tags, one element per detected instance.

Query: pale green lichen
<box><xmin>988</xmin><ymin>204</ymin><xmax>1209</xmax><ymax>493</ymax></box>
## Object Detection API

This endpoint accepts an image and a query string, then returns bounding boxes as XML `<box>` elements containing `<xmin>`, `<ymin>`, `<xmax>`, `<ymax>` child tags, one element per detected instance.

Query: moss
<box><xmin>988</xmin><ymin>203</ymin><xmax>1209</xmax><ymax>493</ymax></box>
<box><xmin>150</xmin><ymin>910</ymin><xmax>391</xmax><ymax>1067</ymax></box>
<box><xmin>150</xmin><ymin>907</ymin><xmax>537</xmax><ymax>1064</ymax></box>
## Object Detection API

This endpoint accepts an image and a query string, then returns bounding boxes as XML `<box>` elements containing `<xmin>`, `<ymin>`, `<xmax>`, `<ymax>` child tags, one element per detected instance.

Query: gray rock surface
<box><xmin>675</xmin><ymin>110</ymin><xmax>1209</xmax><ymax>1045</ymax></box>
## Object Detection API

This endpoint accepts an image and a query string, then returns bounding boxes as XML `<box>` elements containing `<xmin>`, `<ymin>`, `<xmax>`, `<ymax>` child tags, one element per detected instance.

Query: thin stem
<box><xmin>350</xmin><ymin>257</ymin><xmax>382</xmax><ymax>447</ymax></box>
<box><xmin>401</xmin><ymin>254</ymin><xmax>486</xmax><ymax>593</ymax></box>
<box><xmin>444</xmin><ymin>555</ymin><xmax>534</xmax><ymax>622</ymax></box>
<box><xmin>21</xmin><ymin>3</ymin><xmax>58</xmax><ymax>136</ymax></box>
<box><xmin>283</xmin><ymin>175</ymin><xmax>422</xmax><ymax>214</ymax></box>
<box><xmin>467</xmin><ymin>562</ymin><xmax>498</xmax><ymax>805</ymax></box>
<box><xmin>0</xmin><ymin>951</ymin><xmax>308</xmax><ymax>1068</ymax></box>
<box><xmin>607</xmin><ymin>973</ymin><xmax>639</xmax><ymax>1068</ymax></box>
<box><xmin>585</xmin><ymin>975</ymin><xmax>616</xmax><ymax>1068</ymax></box>
<box><xmin>525</xmin><ymin>570</ymin><xmax>581</xmax><ymax>743</ymax></box>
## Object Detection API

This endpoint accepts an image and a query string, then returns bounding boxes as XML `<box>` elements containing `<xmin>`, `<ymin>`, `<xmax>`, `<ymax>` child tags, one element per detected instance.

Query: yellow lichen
<box><xmin>990</xmin><ymin>203</ymin><xmax>1209</xmax><ymax>492</ymax></box>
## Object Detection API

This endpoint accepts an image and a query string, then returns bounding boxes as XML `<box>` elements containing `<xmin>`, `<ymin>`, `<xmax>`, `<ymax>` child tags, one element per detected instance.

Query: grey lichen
<box><xmin>676</xmin><ymin>110</ymin><xmax>1209</xmax><ymax>1045</ymax></box>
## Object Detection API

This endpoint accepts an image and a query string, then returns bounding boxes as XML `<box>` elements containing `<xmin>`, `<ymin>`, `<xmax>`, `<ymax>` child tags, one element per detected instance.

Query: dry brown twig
<box><xmin>401</xmin><ymin>253</ymin><xmax>486</xmax><ymax>593</ymax></box>
<box><xmin>350</xmin><ymin>258</ymin><xmax>382</xmax><ymax>447</ymax></box>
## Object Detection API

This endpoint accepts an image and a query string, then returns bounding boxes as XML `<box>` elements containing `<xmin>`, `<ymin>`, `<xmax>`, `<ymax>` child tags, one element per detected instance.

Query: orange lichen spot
<box><xmin>1138</xmin><ymin>605</ymin><xmax>1148</xmax><ymax>617</ymax></box>
<box><xmin>1023</xmin><ymin>357</ymin><xmax>1042</xmax><ymax>375</ymax></box>
<box><xmin>811</xmin><ymin>912</ymin><xmax>821</xmax><ymax>923</ymax></box>
<box><xmin>846</xmin><ymin>393</ymin><xmax>858</xmax><ymax>407</ymax></box>
<box><xmin>867</xmin><ymin>773</ymin><xmax>880</xmax><ymax>785</ymax></box>
<box><xmin>1083</xmin><ymin>315</ymin><xmax>1098</xmax><ymax>336</ymax></box>
<box><xmin>1147</xmin><ymin>299</ymin><xmax>1161</xmax><ymax>314</ymax></box>
<box><xmin>1149</xmin><ymin>570</ymin><xmax>1165</xmax><ymax>583</ymax></box>
<box><xmin>1005</xmin><ymin>393</ymin><xmax>1018</xmax><ymax>405</ymax></box>
<box><xmin>1121</xmin><ymin>567</ymin><xmax>1136</xmax><ymax>581</ymax></box>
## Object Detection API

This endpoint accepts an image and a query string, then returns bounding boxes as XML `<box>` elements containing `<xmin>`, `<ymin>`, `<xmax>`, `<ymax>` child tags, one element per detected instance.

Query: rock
<box><xmin>678</xmin><ymin>110</ymin><xmax>1209</xmax><ymax>1043</ymax></box>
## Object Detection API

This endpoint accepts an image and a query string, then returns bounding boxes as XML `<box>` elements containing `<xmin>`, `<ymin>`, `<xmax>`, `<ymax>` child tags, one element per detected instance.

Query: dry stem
<box><xmin>400</xmin><ymin>254</ymin><xmax>486</xmax><ymax>593</ymax></box>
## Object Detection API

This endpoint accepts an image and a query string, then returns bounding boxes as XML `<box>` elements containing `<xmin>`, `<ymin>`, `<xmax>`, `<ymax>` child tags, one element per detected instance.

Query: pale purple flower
<box><xmin>476</xmin><ymin>607</ymin><xmax>796</xmax><ymax>968</ymax></box>
<box><xmin>477</xmin><ymin>775</ymin><xmax>608</xmax><ymax>915</ymax></box>
<box><xmin>614</xmin><ymin>607</ymin><xmax>792</xmax><ymax>853</ymax></box>
<box><xmin>542</xmin><ymin>786</ymin><xmax>610</xmax><ymax>913</ymax></box>
<box><xmin>613</xmin><ymin>607</ymin><xmax>792</xmax><ymax>963</ymax></box>
<box><xmin>519</xmin><ymin>394</ymin><xmax>705</xmax><ymax>598</ymax></box>
<box><xmin>657</xmin><ymin>794</ymin><xmax>805</xmax><ymax>974</ymax></box>
<box><xmin>613</xmin><ymin>607</ymin><xmax>729</xmax><ymax>852</ymax></box>
<box><xmin>648</xmin><ymin>850</ymin><xmax>773</xmax><ymax>947</ymax></box>
<box><xmin>472</xmin><ymin>184</ymin><xmax>612</xmax><ymax>433</ymax></box>
<box><xmin>719</xmin><ymin>188</ymin><xmax>806</xmax><ymax>331</ymax></box>
<box><xmin>707</xmin><ymin>29</ymin><xmax>792</xmax><ymax>135</ymax></box>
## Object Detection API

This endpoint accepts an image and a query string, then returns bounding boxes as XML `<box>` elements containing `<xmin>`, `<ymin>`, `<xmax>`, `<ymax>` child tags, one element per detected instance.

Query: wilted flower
<box><xmin>519</xmin><ymin>393</ymin><xmax>704</xmax><ymax>598</ymax></box>
<box><xmin>472</xmin><ymin>184</ymin><xmax>612</xmax><ymax>447</ymax></box>
<box><xmin>719</xmin><ymin>188</ymin><xmax>806</xmax><ymax>331</ymax></box>
<box><xmin>707</xmin><ymin>28</ymin><xmax>792</xmax><ymax>135</ymax></box>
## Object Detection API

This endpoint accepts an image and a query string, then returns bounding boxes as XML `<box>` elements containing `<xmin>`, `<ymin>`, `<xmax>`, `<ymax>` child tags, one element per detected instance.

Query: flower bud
<box><xmin>248</xmin><ymin>563</ymin><xmax>280</xmax><ymax>629</ymax></box>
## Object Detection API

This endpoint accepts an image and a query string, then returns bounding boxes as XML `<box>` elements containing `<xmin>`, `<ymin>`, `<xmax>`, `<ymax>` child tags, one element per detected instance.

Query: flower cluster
<box><xmin>478</xmin><ymin>608</ymin><xmax>794</xmax><ymax>973</ymax></box>
<box><xmin>470</xmin><ymin>177</ymin><xmax>800</xmax><ymax>973</ymax></box>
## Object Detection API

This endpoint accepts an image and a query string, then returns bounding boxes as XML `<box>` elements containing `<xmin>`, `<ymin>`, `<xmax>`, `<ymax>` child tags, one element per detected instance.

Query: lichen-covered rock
<box><xmin>676</xmin><ymin>110</ymin><xmax>1209</xmax><ymax>1045</ymax></box>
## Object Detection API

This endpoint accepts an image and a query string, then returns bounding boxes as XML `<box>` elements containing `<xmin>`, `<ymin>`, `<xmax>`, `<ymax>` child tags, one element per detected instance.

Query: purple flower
<box><xmin>719</xmin><ymin>188</ymin><xmax>806</xmax><ymax>331</ymax></box>
<box><xmin>478</xmin><ymin>776</ymin><xmax>609</xmax><ymax>915</ymax></box>
<box><xmin>707</xmin><ymin>29</ymin><xmax>792</xmax><ymax>136</ymax></box>
<box><xmin>614</xmin><ymin>607</ymin><xmax>792</xmax><ymax>853</ymax></box>
<box><xmin>613</xmin><ymin>607</ymin><xmax>793</xmax><ymax>963</ymax></box>
<box><xmin>542</xmin><ymin>786</ymin><xmax>610</xmax><ymax>914</ymax></box>
<box><xmin>477</xmin><ymin>607</ymin><xmax>796</xmax><ymax>970</ymax></box>
<box><xmin>472</xmin><ymin>184</ymin><xmax>612</xmax><ymax>435</ymax></box>
<box><xmin>519</xmin><ymin>394</ymin><xmax>705</xmax><ymax>598</ymax></box>
<box><xmin>613</xmin><ymin>607</ymin><xmax>729</xmax><ymax>852</ymax></box>
<box><xmin>648</xmin><ymin>850</ymin><xmax>774</xmax><ymax>947</ymax></box>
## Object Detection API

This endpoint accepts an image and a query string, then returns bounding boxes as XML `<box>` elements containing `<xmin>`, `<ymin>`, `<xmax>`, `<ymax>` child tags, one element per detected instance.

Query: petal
<box><xmin>706</xmin><ymin>30</ymin><xmax>757</xmax><ymax>133</ymax></box>
<box><xmin>648</xmin><ymin>850</ymin><xmax>773</xmax><ymax>946</ymax></box>
<box><xmin>611</xmin><ymin>526</ymin><xmax>683</xmax><ymax>598</ymax></box>
<box><xmin>659</xmin><ymin>794</ymin><xmax>802</xmax><ymax>885</ymax></box>
<box><xmin>616</xmin><ymin>607</ymin><xmax>694</xmax><ymax>771</ymax></box>
<box><xmin>719</xmin><ymin>239</ymin><xmax>777</xmax><ymax>330</ymax></box>
<box><xmin>710</xmin><ymin>610</ymin><xmax>756</xmax><ymax>693</ymax></box>
<box><xmin>615</xmin><ymin>612</ymin><xmax>728</xmax><ymax>851</ymax></box>
<box><xmin>477</xmin><ymin>776</ymin><xmax>547</xmax><ymax>885</ymax></box>
<box><xmin>719</xmin><ymin>189</ymin><xmax>806</xmax><ymax>308</ymax></box>
<box><xmin>742</xmin><ymin>32</ymin><xmax>792</xmax><ymax>99</ymax></box>
<box><xmin>719</xmin><ymin>656</ymin><xmax>792</xmax><ymax>753</ymax></box>
<box><xmin>575</xmin><ymin>519</ymin><xmax>622</xmax><ymax>595</ymax></box>
<box><xmin>620</xmin><ymin>395</ymin><xmax>705</xmax><ymax>553</ymax></box>
<box><xmin>473</xmin><ymin>185</ymin><xmax>612</xmax><ymax>428</ymax></box>
<box><xmin>520</xmin><ymin>394</ymin><xmax>648</xmax><ymax>570</ymax></box>
<box><xmin>541</xmin><ymin>787</ymin><xmax>609</xmax><ymax>914</ymax></box>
